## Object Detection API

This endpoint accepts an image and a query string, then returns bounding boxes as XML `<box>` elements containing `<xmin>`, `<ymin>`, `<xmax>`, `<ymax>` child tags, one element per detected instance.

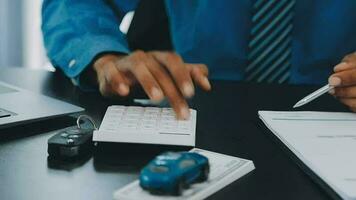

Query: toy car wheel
<box><xmin>173</xmin><ymin>179</ymin><xmax>185</xmax><ymax>196</ymax></box>
<box><xmin>198</xmin><ymin>165</ymin><xmax>210</xmax><ymax>182</ymax></box>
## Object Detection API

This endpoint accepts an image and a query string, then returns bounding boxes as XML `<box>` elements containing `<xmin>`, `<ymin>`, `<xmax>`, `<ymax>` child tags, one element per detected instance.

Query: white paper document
<box><xmin>93</xmin><ymin>106</ymin><xmax>196</xmax><ymax>146</ymax></box>
<box><xmin>259</xmin><ymin>111</ymin><xmax>356</xmax><ymax>200</ymax></box>
<box><xmin>113</xmin><ymin>148</ymin><xmax>255</xmax><ymax>200</ymax></box>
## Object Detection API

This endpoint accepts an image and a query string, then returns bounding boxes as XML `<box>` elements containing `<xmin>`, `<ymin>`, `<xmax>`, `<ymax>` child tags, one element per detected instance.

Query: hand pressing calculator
<box><xmin>93</xmin><ymin>106</ymin><xmax>197</xmax><ymax>146</ymax></box>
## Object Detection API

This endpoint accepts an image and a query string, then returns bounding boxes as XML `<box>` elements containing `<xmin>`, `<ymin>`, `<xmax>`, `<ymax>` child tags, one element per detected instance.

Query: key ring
<box><xmin>76</xmin><ymin>115</ymin><xmax>98</xmax><ymax>130</ymax></box>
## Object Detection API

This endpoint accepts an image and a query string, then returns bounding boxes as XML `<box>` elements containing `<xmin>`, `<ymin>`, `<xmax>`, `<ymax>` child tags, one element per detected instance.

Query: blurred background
<box><xmin>0</xmin><ymin>0</ymin><xmax>49</xmax><ymax>69</ymax></box>
<box><xmin>0</xmin><ymin>0</ymin><xmax>134</xmax><ymax>71</ymax></box>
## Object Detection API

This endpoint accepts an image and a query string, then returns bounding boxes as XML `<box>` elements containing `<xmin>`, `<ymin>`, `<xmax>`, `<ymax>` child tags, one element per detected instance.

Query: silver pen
<box><xmin>293</xmin><ymin>84</ymin><xmax>334</xmax><ymax>108</ymax></box>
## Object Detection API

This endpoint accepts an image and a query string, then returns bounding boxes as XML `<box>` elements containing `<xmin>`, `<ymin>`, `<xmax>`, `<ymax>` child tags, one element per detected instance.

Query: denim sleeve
<box><xmin>41</xmin><ymin>0</ymin><xmax>139</xmax><ymax>86</ymax></box>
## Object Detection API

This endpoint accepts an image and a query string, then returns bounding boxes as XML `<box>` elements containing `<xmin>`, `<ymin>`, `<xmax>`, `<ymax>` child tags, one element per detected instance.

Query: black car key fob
<box><xmin>47</xmin><ymin>115</ymin><xmax>98</xmax><ymax>160</ymax></box>
<box><xmin>47</xmin><ymin>127</ymin><xmax>94</xmax><ymax>159</ymax></box>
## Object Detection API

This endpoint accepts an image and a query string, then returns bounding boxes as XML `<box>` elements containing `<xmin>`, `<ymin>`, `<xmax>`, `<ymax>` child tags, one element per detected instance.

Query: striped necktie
<box><xmin>245</xmin><ymin>0</ymin><xmax>296</xmax><ymax>83</ymax></box>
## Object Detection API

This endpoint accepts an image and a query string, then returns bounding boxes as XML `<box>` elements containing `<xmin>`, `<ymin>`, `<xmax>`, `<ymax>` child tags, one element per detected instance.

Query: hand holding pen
<box><xmin>328</xmin><ymin>52</ymin><xmax>356</xmax><ymax>112</ymax></box>
<box><xmin>294</xmin><ymin>52</ymin><xmax>356</xmax><ymax>109</ymax></box>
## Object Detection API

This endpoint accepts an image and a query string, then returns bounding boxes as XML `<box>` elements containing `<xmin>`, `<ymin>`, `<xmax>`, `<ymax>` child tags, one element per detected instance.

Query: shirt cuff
<box><xmin>59</xmin><ymin>34</ymin><xmax>130</xmax><ymax>79</ymax></box>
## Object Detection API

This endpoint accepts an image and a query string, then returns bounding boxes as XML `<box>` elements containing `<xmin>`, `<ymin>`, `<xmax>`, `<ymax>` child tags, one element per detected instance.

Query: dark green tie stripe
<box><xmin>252</xmin><ymin>0</ymin><xmax>277</xmax><ymax>22</ymax></box>
<box><xmin>248</xmin><ymin>7</ymin><xmax>293</xmax><ymax>53</ymax></box>
<box><xmin>246</xmin><ymin>36</ymin><xmax>291</xmax><ymax>80</ymax></box>
<box><xmin>246</xmin><ymin>0</ymin><xmax>295</xmax><ymax>83</ymax></box>
<box><xmin>246</xmin><ymin>25</ymin><xmax>292</xmax><ymax>73</ymax></box>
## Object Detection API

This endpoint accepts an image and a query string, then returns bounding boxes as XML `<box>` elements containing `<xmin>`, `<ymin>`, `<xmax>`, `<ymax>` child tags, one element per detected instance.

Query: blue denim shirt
<box><xmin>42</xmin><ymin>0</ymin><xmax>356</xmax><ymax>85</ymax></box>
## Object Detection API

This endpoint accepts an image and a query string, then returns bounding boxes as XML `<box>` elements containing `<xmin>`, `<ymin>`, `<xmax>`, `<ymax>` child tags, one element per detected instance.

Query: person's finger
<box><xmin>98</xmin><ymin>73</ymin><xmax>112</xmax><ymax>97</ymax></box>
<box><xmin>329</xmin><ymin>68</ymin><xmax>356</xmax><ymax>87</ymax></box>
<box><xmin>338</xmin><ymin>98</ymin><xmax>356</xmax><ymax>110</ymax></box>
<box><xmin>342</xmin><ymin>52</ymin><xmax>356</xmax><ymax>63</ymax></box>
<box><xmin>146</xmin><ymin>56</ymin><xmax>190</xmax><ymax>120</ymax></box>
<box><xmin>333</xmin><ymin>62</ymin><xmax>353</xmax><ymax>72</ymax></box>
<box><xmin>127</xmin><ymin>51</ymin><xmax>164</xmax><ymax>101</ymax></box>
<box><xmin>334</xmin><ymin>53</ymin><xmax>356</xmax><ymax>72</ymax></box>
<box><xmin>104</xmin><ymin>62</ymin><xmax>130</xmax><ymax>96</ymax></box>
<box><xmin>334</xmin><ymin>86</ymin><xmax>356</xmax><ymax>98</ymax></box>
<box><xmin>151</xmin><ymin>52</ymin><xmax>195</xmax><ymax>98</ymax></box>
<box><xmin>94</xmin><ymin>62</ymin><xmax>113</xmax><ymax>97</ymax></box>
<box><xmin>186</xmin><ymin>63</ymin><xmax>211</xmax><ymax>91</ymax></box>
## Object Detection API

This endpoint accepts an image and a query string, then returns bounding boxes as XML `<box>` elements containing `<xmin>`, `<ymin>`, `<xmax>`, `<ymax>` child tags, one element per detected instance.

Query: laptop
<box><xmin>0</xmin><ymin>81</ymin><xmax>84</xmax><ymax>128</ymax></box>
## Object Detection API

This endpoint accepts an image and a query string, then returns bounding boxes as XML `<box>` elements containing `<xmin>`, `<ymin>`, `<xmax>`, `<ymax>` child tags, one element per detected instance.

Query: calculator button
<box><xmin>141</xmin><ymin>124</ymin><xmax>156</xmax><ymax>130</ymax></box>
<box><xmin>161</xmin><ymin>121</ymin><xmax>177</xmax><ymax>126</ymax></box>
<box><xmin>127</xmin><ymin>107</ymin><xmax>143</xmax><ymax>113</ymax></box>
<box><xmin>110</xmin><ymin>106</ymin><xmax>125</xmax><ymax>110</ymax></box>
<box><xmin>126</xmin><ymin>115</ymin><xmax>141</xmax><ymax>120</ymax></box>
<box><xmin>143</xmin><ymin>112</ymin><xmax>158</xmax><ymax>117</ymax></box>
<box><xmin>122</xmin><ymin>120</ymin><xmax>138</xmax><ymax>124</ymax></box>
<box><xmin>178</xmin><ymin>121</ymin><xmax>191</xmax><ymax>127</ymax></box>
<box><xmin>145</xmin><ymin>108</ymin><xmax>160</xmax><ymax>113</ymax></box>
<box><xmin>108</xmin><ymin>114</ymin><xmax>123</xmax><ymax>118</ymax></box>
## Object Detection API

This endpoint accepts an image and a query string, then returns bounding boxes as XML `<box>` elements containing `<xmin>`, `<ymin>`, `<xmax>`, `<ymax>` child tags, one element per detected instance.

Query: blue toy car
<box><xmin>139</xmin><ymin>151</ymin><xmax>210</xmax><ymax>196</ymax></box>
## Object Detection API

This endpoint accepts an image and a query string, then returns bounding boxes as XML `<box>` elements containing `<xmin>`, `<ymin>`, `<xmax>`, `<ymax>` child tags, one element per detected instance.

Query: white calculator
<box><xmin>93</xmin><ymin>106</ymin><xmax>197</xmax><ymax>146</ymax></box>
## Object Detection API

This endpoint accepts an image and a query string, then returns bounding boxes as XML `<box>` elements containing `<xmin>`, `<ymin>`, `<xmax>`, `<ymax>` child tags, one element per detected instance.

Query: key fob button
<box><xmin>68</xmin><ymin>134</ymin><xmax>80</xmax><ymax>139</ymax></box>
<box><xmin>60</xmin><ymin>133</ymin><xmax>68</xmax><ymax>138</ymax></box>
<box><xmin>67</xmin><ymin>138</ymin><xmax>75</xmax><ymax>144</ymax></box>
